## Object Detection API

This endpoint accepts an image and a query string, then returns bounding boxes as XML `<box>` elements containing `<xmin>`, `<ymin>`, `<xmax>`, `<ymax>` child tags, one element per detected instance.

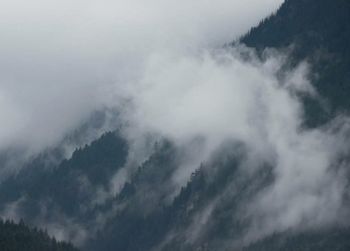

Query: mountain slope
<box><xmin>0</xmin><ymin>219</ymin><xmax>79</xmax><ymax>251</ymax></box>
<box><xmin>0</xmin><ymin>131</ymin><xmax>128</xmax><ymax>244</ymax></box>
<box><xmin>242</xmin><ymin>0</ymin><xmax>350</xmax><ymax>122</ymax></box>
<box><xmin>0</xmin><ymin>1</ymin><xmax>350</xmax><ymax>251</ymax></box>
<box><xmin>89</xmin><ymin>1</ymin><xmax>350</xmax><ymax>249</ymax></box>
<box><xmin>244</xmin><ymin>228</ymin><xmax>350</xmax><ymax>251</ymax></box>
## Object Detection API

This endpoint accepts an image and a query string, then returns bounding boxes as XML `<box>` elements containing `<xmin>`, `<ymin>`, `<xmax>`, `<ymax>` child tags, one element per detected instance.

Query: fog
<box><xmin>2</xmin><ymin>0</ymin><xmax>350</xmax><ymax>246</ymax></box>
<box><xmin>0</xmin><ymin>0</ymin><xmax>283</xmax><ymax>154</ymax></box>
<box><xmin>114</xmin><ymin>46</ymin><xmax>350</xmax><ymax>241</ymax></box>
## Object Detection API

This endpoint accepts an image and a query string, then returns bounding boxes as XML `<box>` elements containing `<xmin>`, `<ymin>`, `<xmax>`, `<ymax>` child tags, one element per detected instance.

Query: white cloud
<box><xmin>4</xmin><ymin>0</ymin><xmax>349</xmax><ymax>246</ymax></box>
<box><xmin>0</xmin><ymin>0</ymin><xmax>283</xmax><ymax>155</ymax></box>
<box><xmin>112</xmin><ymin>46</ymin><xmax>350</xmax><ymax>241</ymax></box>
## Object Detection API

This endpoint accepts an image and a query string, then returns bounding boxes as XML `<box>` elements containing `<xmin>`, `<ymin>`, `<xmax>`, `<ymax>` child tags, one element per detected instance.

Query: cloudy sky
<box><xmin>2</xmin><ymin>0</ymin><xmax>350</xmax><ymax>244</ymax></box>
<box><xmin>0</xmin><ymin>0</ymin><xmax>283</xmax><ymax>154</ymax></box>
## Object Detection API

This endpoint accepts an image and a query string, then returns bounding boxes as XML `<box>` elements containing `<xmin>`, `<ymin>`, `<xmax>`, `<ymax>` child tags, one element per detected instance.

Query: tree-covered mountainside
<box><xmin>0</xmin><ymin>219</ymin><xmax>78</xmax><ymax>251</ymax></box>
<box><xmin>242</xmin><ymin>0</ymin><xmax>350</xmax><ymax>124</ymax></box>
<box><xmin>0</xmin><ymin>131</ymin><xmax>128</xmax><ymax>216</ymax></box>
<box><xmin>243</xmin><ymin>228</ymin><xmax>350</xmax><ymax>251</ymax></box>
<box><xmin>87</xmin><ymin>143</ymin><xmax>250</xmax><ymax>251</ymax></box>
<box><xmin>0</xmin><ymin>0</ymin><xmax>350</xmax><ymax>251</ymax></box>
<box><xmin>2</xmin><ymin>131</ymin><xmax>348</xmax><ymax>251</ymax></box>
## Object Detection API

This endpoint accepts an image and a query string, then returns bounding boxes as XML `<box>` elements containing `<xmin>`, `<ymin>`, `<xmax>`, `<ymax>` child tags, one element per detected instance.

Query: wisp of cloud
<box><xmin>2</xmin><ymin>0</ymin><xmax>350</xmax><ymax>246</ymax></box>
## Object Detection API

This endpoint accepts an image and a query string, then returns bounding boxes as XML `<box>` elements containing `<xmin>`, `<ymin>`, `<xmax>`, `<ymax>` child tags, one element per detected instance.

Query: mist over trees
<box><xmin>0</xmin><ymin>219</ymin><xmax>78</xmax><ymax>251</ymax></box>
<box><xmin>0</xmin><ymin>0</ymin><xmax>350</xmax><ymax>251</ymax></box>
<box><xmin>242</xmin><ymin>0</ymin><xmax>350</xmax><ymax>125</ymax></box>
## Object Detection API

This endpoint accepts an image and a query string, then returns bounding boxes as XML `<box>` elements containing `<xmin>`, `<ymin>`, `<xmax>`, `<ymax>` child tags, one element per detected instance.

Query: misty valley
<box><xmin>0</xmin><ymin>0</ymin><xmax>350</xmax><ymax>250</ymax></box>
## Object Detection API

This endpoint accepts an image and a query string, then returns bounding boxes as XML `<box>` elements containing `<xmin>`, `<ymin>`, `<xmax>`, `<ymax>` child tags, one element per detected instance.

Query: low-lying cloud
<box><xmin>113</xmin><ymin>46</ymin><xmax>350</xmax><ymax>241</ymax></box>
<box><xmin>0</xmin><ymin>0</ymin><xmax>283</xmax><ymax>155</ymax></box>
<box><xmin>2</xmin><ymin>0</ymin><xmax>350</xmax><ymax>247</ymax></box>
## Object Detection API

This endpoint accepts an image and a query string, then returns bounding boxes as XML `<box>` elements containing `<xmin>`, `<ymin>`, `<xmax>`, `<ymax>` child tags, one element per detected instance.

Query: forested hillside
<box><xmin>242</xmin><ymin>0</ymin><xmax>350</xmax><ymax>124</ymax></box>
<box><xmin>0</xmin><ymin>0</ymin><xmax>349</xmax><ymax>251</ymax></box>
<box><xmin>0</xmin><ymin>219</ymin><xmax>78</xmax><ymax>251</ymax></box>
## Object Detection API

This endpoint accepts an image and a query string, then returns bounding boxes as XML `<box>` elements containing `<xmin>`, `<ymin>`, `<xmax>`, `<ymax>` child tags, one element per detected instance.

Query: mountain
<box><xmin>0</xmin><ymin>0</ymin><xmax>350</xmax><ymax>250</ymax></box>
<box><xmin>0</xmin><ymin>131</ymin><xmax>128</xmax><ymax>223</ymax></box>
<box><xmin>0</xmin><ymin>218</ymin><xmax>78</xmax><ymax>251</ymax></box>
<box><xmin>242</xmin><ymin>0</ymin><xmax>350</xmax><ymax>125</ymax></box>
<box><xmin>243</xmin><ymin>228</ymin><xmax>350</xmax><ymax>251</ymax></box>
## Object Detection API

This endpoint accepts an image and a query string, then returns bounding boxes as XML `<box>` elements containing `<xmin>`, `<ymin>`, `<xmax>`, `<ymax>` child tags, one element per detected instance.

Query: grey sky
<box><xmin>0</xmin><ymin>0</ymin><xmax>283</xmax><ymax>154</ymax></box>
<box><xmin>3</xmin><ymin>0</ymin><xmax>349</xmax><ymax>245</ymax></box>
